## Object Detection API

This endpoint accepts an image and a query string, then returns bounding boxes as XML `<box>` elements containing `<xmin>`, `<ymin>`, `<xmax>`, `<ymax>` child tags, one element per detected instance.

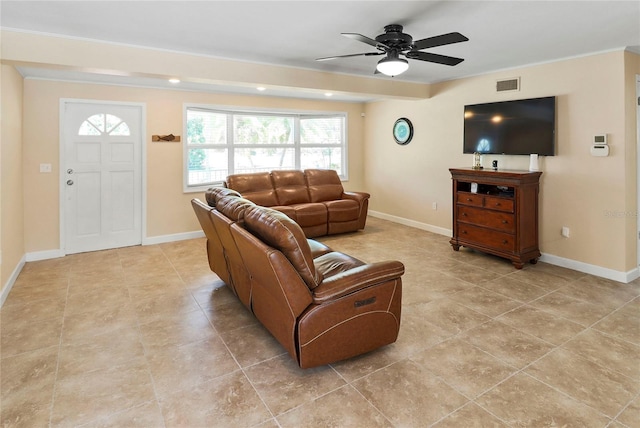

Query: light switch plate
<box><xmin>40</xmin><ymin>163</ymin><xmax>52</xmax><ymax>173</ymax></box>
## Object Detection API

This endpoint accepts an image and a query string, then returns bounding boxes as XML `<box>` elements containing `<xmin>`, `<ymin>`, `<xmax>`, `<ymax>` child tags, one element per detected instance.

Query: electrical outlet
<box><xmin>432</xmin><ymin>202</ymin><xmax>437</xmax><ymax>210</ymax></box>
<box><xmin>561</xmin><ymin>226</ymin><xmax>570</xmax><ymax>238</ymax></box>
<box><xmin>39</xmin><ymin>163</ymin><xmax>52</xmax><ymax>173</ymax></box>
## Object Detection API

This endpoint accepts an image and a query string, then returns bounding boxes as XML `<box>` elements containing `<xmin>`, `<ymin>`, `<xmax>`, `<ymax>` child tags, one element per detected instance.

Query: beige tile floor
<box><xmin>1</xmin><ymin>216</ymin><xmax>639</xmax><ymax>427</ymax></box>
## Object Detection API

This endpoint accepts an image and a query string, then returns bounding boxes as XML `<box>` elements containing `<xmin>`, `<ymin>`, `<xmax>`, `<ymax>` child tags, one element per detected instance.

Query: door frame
<box><xmin>59</xmin><ymin>98</ymin><xmax>147</xmax><ymax>254</ymax></box>
<box><xmin>637</xmin><ymin>75</ymin><xmax>640</xmax><ymax>269</ymax></box>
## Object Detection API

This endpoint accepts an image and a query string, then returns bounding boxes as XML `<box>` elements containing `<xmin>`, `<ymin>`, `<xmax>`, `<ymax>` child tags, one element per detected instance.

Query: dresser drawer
<box><xmin>457</xmin><ymin>206</ymin><xmax>515</xmax><ymax>233</ymax></box>
<box><xmin>484</xmin><ymin>196</ymin><xmax>514</xmax><ymax>213</ymax></box>
<box><xmin>457</xmin><ymin>223</ymin><xmax>515</xmax><ymax>252</ymax></box>
<box><xmin>456</xmin><ymin>192</ymin><xmax>483</xmax><ymax>207</ymax></box>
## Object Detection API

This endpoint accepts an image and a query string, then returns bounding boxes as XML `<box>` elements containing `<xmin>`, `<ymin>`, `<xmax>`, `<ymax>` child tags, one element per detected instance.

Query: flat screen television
<box><xmin>463</xmin><ymin>96</ymin><xmax>556</xmax><ymax>156</ymax></box>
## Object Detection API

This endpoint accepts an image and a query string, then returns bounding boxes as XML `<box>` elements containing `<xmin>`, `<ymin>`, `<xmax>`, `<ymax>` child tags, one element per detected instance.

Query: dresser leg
<box><xmin>530</xmin><ymin>258</ymin><xmax>538</xmax><ymax>265</ymax></box>
<box><xmin>512</xmin><ymin>261</ymin><xmax>524</xmax><ymax>269</ymax></box>
<box><xmin>451</xmin><ymin>244</ymin><xmax>460</xmax><ymax>251</ymax></box>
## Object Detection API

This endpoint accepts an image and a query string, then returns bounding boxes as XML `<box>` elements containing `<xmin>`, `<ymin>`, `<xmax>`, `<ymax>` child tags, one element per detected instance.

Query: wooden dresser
<box><xmin>449</xmin><ymin>168</ymin><xmax>542</xmax><ymax>269</ymax></box>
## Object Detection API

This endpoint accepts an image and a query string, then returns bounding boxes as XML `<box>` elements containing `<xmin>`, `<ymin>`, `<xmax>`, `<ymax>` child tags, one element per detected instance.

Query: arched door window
<box><xmin>78</xmin><ymin>113</ymin><xmax>131</xmax><ymax>136</ymax></box>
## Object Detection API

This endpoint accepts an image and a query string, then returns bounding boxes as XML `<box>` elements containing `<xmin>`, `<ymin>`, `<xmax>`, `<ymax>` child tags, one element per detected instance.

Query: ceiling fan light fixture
<box><xmin>376</xmin><ymin>56</ymin><xmax>409</xmax><ymax>77</ymax></box>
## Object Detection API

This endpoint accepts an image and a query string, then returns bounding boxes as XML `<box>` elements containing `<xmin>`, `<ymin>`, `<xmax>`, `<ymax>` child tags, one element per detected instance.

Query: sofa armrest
<box><xmin>342</xmin><ymin>191</ymin><xmax>370</xmax><ymax>203</ymax></box>
<box><xmin>311</xmin><ymin>260</ymin><xmax>404</xmax><ymax>304</ymax></box>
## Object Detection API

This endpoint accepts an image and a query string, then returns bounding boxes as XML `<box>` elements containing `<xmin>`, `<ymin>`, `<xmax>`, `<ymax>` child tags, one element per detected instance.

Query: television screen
<box><xmin>463</xmin><ymin>96</ymin><xmax>556</xmax><ymax>156</ymax></box>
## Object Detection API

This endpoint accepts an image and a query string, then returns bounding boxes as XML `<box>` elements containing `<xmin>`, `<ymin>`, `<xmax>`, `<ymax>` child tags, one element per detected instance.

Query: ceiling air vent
<box><xmin>496</xmin><ymin>77</ymin><xmax>520</xmax><ymax>92</ymax></box>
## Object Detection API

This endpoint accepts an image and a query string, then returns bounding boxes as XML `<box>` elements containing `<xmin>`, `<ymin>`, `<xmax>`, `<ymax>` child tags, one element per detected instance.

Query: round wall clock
<box><xmin>393</xmin><ymin>118</ymin><xmax>413</xmax><ymax>145</ymax></box>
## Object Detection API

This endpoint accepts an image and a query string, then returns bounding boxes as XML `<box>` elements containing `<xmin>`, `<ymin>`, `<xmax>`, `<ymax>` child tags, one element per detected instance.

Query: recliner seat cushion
<box><xmin>323</xmin><ymin>199</ymin><xmax>359</xmax><ymax>222</ymax></box>
<box><xmin>243</xmin><ymin>205</ymin><xmax>323</xmax><ymax>289</ymax></box>
<box><xmin>292</xmin><ymin>203</ymin><xmax>327</xmax><ymax>227</ymax></box>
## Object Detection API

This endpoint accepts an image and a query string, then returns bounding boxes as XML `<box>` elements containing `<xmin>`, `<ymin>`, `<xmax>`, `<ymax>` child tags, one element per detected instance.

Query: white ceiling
<box><xmin>2</xmin><ymin>1</ymin><xmax>639</xmax><ymax>100</ymax></box>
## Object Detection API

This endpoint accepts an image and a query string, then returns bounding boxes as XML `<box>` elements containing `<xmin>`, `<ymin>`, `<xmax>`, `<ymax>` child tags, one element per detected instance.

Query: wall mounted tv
<box><xmin>463</xmin><ymin>96</ymin><xmax>556</xmax><ymax>156</ymax></box>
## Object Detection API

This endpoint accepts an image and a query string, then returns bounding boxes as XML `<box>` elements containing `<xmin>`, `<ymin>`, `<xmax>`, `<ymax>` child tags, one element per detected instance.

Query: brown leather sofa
<box><xmin>192</xmin><ymin>188</ymin><xmax>404</xmax><ymax>369</ymax></box>
<box><xmin>223</xmin><ymin>169</ymin><xmax>370</xmax><ymax>238</ymax></box>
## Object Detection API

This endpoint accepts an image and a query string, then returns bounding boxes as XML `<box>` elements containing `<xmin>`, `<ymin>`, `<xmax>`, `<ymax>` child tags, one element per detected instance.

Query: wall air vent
<box><xmin>496</xmin><ymin>77</ymin><xmax>520</xmax><ymax>92</ymax></box>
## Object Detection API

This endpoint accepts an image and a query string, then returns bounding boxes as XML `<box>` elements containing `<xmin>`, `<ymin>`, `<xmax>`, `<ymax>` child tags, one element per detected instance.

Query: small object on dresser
<box><xmin>492</xmin><ymin>160</ymin><xmax>498</xmax><ymax>170</ymax></box>
<box><xmin>472</xmin><ymin>152</ymin><xmax>483</xmax><ymax>169</ymax></box>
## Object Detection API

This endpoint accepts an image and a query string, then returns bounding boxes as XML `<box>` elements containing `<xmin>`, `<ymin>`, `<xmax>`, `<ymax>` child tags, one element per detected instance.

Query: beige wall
<box><xmin>5</xmin><ymin>25</ymin><xmax>640</xmax><ymax>278</ymax></box>
<box><xmin>22</xmin><ymin>79</ymin><xmax>366</xmax><ymax>253</ymax></box>
<box><xmin>364</xmin><ymin>50</ymin><xmax>637</xmax><ymax>273</ymax></box>
<box><xmin>1</xmin><ymin>65</ymin><xmax>25</xmax><ymax>290</ymax></box>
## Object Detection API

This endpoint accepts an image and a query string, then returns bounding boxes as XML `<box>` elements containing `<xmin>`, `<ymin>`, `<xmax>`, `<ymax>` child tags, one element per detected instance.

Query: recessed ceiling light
<box><xmin>257</xmin><ymin>87</ymin><xmax>266</xmax><ymax>91</ymax></box>
<box><xmin>168</xmin><ymin>78</ymin><xmax>180</xmax><ymax>84</ymax></box>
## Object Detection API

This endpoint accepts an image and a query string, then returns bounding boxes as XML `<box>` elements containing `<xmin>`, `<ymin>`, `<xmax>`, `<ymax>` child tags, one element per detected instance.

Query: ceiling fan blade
<box><xmin>316</xmin><ymin>52</ymin><xmax>385</xmax><ymax>61</ymax></box>
<box><xmin>406</xmin><ymin>51</ymin><xmax>464</xmax><ymax>66</ymax></box>
<box><xmin>412</xmin><ymin>32</ymin><xmax>469</xmax><ymax>50</ymax></box>
<box><xmin>342</xmin><ymin>32</ymin><xmax>390</xmax><ymax>50</ymax></box>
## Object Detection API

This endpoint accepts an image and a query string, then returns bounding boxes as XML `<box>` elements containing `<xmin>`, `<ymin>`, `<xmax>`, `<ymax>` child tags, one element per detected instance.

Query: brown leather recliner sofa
<box><xmin>192</xmin><ymin>188</ymin><xmax>404</xmax><ymax>369</ymax></box>
<box><xmin>223</xmin><ymin>169</ymin><xmax>370</xmax><ymax>238</ymax></box>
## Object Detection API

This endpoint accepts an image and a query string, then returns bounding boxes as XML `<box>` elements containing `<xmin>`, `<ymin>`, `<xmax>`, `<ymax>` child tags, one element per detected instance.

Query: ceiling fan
<box><xmin>317</xmin><ymin>24</ymin><xmax>468</xmax><ymax>77</ymax></box>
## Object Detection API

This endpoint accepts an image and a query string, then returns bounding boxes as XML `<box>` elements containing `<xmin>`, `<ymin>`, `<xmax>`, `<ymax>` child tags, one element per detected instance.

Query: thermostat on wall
<box><xmin>593</xmin><ymin>134</ymin><xmax>608</xmax><ymax>145</ymax></box>
<box><xmin>591</xmin><ymin>134</ymin><xmax>609</xmax><ymax>156</ymax></box>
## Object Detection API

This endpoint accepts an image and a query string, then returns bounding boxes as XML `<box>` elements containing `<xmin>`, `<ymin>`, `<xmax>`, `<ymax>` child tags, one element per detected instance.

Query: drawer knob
<box><xmin>462</xmin><ymin>213</ymin><xmax>467</xmax><ymax>217</ymax></box>
<box><xmin>502</xmin><ymin>220</ymin><xmax>508</xmax><ymax>224</ymax></box>
<box><xmin>495</xmin><ymin>202</ymin><xmax>501</xmax><ymax>206</ymax></box>
<box><xmin>502</xmin><ymin>239</ymin><xmax>508</xmax><ymax>244</ymax></box>
<box><xmin>462</xmin><ymin>230</ymin><xmax>467</xmax><ymax>234</ymax></box>
<box><xmin>466</xmin><ymin>198</ymin><xmax>473</xmax><ymax>202</ymax></box>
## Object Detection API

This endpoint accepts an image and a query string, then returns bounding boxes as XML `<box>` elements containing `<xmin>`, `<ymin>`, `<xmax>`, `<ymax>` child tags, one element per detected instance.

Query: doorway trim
<box><xmin>637</xmin><ymin>75</ymin><xmax>640</xmax><ymax>270</ymax></box>
<box><xmin>59</xmin><ymin>98</ymin><xmax>147</xmax><ymax>254</ymax></box>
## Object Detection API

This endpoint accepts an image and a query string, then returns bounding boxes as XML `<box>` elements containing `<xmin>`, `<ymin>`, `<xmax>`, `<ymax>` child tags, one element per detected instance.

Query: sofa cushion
<box><xmin>270</xmin><ymin>205</ymin><xmax>297</xmax><ymax>221</ymax></box>
<box><xmin>216</xmin><ymin>196</ymin><xmax>255</xmax><ymax>222</ymax></box>
<box><xmin>292</xmin><ymin>203</ymin><xmax>327</xmax><ymax>227</ymax></box>
<box><xmin>226</xmin><ymin>172</ymin><xmax>278</xmax><ymax>206</ymax></box>
<box><xmin>323</xmin><ymin>199</ymin><xmax>359</xmax><ymax>222</ymax></box>
<box><xmin>304</xmin><ymin>169</ymin><xmax>344</xmax><ymax>203</ymax></box>
<box><xmin>244</xmin><ymin>205</ymin><xmax>323</xmax><ymax>289</ymax></box>
<box><xmin>271</xmin><ymin>170</ymin><xmax>311</xmax><ymax>205</ymax></box>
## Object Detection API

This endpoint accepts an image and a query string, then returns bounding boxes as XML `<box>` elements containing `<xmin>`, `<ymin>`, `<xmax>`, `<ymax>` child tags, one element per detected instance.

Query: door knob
<box><xmin>67</xmin><ymin>180</ymin><xmax>74</xmax><ymax>185</ymax></box>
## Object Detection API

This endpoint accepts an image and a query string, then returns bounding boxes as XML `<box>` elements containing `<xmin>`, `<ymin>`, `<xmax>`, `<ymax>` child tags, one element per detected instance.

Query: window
<box><xmin>79</xmin><ymin>113</ymin><xmax>130</xmax><ymax>136</ymax></box>
<box><xmin>184</xmin><ymin>105</ymin><xmax>347</xmax><ymax>191</ymax></box>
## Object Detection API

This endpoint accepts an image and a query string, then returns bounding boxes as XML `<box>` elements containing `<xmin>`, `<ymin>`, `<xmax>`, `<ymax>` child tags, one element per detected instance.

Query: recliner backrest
<box><xmin>191</xmin><ymin>199</ymin><xmax>233</xmax><ymax>289</ymax></box>
<box><xmin>216</xmin><ymin>195</ymin><xmax>254</xmax><ymax>223</ymax></box>
<box><xmin>304</xmin><ymin>169</ymin><xmax>344</xmax><ymax>203</ymax></box>
<box><xmin>226</xmin><ymin>172</ymin><xmax>278</xmax><ymax>206</ymax></box>
<box><xmin>271</xmin><ymin>170</ymin><xmax>311</xmax><ymax>205</ymax></box>
<box><xmin>243</xmin><ymin>205</ymin><xmax>323</xmax><ymax>289</ymax></box>
<box><xmin>205</xmin><ymin>187</ymin><xmax>241</xmax><ymax>207</ymax></box>
<box><xmin>210</xmin><ymin>196</ymin><xmax>256</xmax><ymax>308</ymax></box>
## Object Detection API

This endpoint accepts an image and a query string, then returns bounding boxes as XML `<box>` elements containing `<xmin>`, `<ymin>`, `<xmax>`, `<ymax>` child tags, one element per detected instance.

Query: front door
<box><xmin>62</xmin><ymin>101</ymin><xmax>143</xmax><ymax>254</ymax></box>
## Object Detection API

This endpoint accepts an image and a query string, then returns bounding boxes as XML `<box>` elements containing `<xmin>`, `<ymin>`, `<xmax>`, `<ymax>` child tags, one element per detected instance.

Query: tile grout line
<box><xmin>48</xmin><ymin>261</ymin><xmax>73</xmax><ymax>427</ymax></box>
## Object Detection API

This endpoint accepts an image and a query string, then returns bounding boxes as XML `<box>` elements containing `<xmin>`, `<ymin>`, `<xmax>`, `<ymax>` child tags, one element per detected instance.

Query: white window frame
<box><xmin>183</xmin><ymin>104</ymin><xmax>348</xmax><ymax>193</ymax></box>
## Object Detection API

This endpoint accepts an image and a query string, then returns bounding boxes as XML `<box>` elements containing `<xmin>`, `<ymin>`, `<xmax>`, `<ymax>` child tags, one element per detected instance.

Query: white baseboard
<box><xmin>1</xmin><ymin>255</ymin><xmax>26</xmax><ymax>307</ymax></box>
<box><xmin>368</xmin><ymin>211</ymin><xmax>635</xmax><ymax>284</ymax></box>
<box><xmin>26</xmin><ymin>249</ymin><xmax>65</xmax><ymax>262</ymax></box>
<box><xmin>22</xmin><ymin>231</ymin><xmax>205</xmax><ymax>264</ymax></box>
<box><xmin>142</xmin><ymin>230</ymin><xmax>205</xmax><ymax>246</ymax></box>
<box><xmin>368</xmin><ymin>210</ymin><xmax>451</xmax><ymax>237</ymax></box>
<box><xmin>540</xmin><ymin>253</ymin><xmax>638</xmax><ymax>284</ymax></box>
